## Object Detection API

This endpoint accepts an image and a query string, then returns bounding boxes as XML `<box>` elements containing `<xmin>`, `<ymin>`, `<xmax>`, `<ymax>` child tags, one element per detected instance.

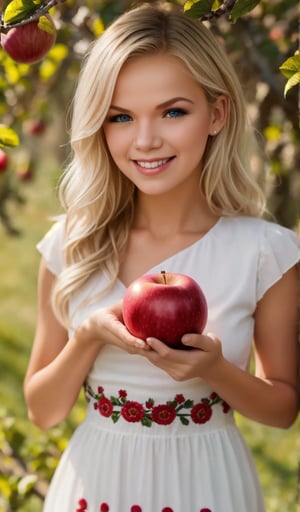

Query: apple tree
<box><xmin>0</xmin><ymin>0</ymin><xmax>299</xmax><ymax>234</ymax></box>
<box><xmin>0</xmin><ymin>1</ymin><xmax>299</xmax><ymax>510</ymax></box>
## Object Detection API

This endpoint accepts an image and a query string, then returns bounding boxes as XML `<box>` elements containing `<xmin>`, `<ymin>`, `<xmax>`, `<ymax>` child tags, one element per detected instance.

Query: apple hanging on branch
<box><xmin>122</xmin><ymin>270</ymin><xmax>208</xmax><ymax>349</ymax></box>
<box><xmin>0</xmin><ymin>149</ymin><xmax>8</xmax><ymax>173</ymax></box>
<box><xmin>0</xmin><ymin>14</ymin><xmax>56</xmax><ymax>64</ymax></box>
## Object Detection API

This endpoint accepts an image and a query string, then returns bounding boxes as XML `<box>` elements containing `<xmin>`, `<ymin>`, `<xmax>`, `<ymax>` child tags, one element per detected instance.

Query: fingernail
<box><xmin>146</xmin><ymin>337</ymin><xmax>157</xmax><ymax>345</ymax></box>
<box><xmin>134</xmin><ymin>339</ymin><xmax>146</xmax><ymax>348</ymax></box>
<box><xmin>181</xmin><ymin>335</ymin><xmax>190</xmax><ymax>344</ymax></box>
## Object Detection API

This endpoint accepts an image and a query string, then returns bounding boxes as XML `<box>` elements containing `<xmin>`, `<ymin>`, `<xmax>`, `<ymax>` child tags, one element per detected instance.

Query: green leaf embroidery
<box><xmin>180</xmin><ymin>416</ymin><xmax>190</xmax><ymax>426</ymax></box>
<box><xmin>111</xmin><ymin>412</ymin><xmax>120</xmax><ymax>423</ymax></box>
<box><xmin>141</xmin><ymin>416</ymin><xmax>152</xmax><ymax>427</ymax></box>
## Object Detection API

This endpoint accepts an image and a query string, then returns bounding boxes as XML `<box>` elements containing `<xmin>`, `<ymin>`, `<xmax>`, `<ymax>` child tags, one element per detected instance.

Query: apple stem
<box><xmin>161</xmin><ymin>270</ymin><xmax>167</xmax><ymax>285</ymax></box>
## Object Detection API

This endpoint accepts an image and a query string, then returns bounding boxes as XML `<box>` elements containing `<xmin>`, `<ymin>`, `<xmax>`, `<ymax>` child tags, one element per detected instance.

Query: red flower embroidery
<box><xmin>85</xmin><ymin>383</ymin><xmax>229</xmax><ymax>428</ymax></box>
<box><xmin>175</xmin><ymin>394</ymin><xmax>185</xmax><ymax>404</ymax></box>
<box><xmin>151</xmin><ymin>404</ymin><xmax>177</xmax><ymax>425</ymax></box>
<box><xmin>191</xmin><ymin>402</ymin><xmax>212</xmax><ymax>424</ymax></box>
<box><xmin>76</xmin><ymin>498</ymin><xmax>88</xmax><ymax>511</ymax></box>
<box><xmin>222</xmin><ymin>401</ymin><xmax>230</xmax><ymax>413</ymax></box>
<box><xmin>121</xmin><ymin>401</ymin><xmax>145</xmax><ymax>422</ymax></box>
<box><xmin>77</xmin><ymin>498</ymin><xmax>212</xmax><ymax>511</ymax></box>
<box><xmin>146</xmin><ymin>398</ymin><xmax>154</xmax><ymax>409</ymax></box>
<box><xmin>96</xmin><ymin>397</ymin><xmax>113</xmax><ymax>417</ymax></box>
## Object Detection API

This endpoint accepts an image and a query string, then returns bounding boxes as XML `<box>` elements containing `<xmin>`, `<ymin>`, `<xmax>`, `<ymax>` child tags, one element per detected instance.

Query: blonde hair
<box><xmin>52</xmin><ymin>2</ymin><xmax>266</xmax><ymax>326</ymax></box>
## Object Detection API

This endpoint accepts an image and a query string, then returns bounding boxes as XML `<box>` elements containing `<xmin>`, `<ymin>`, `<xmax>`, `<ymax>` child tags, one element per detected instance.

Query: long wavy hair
<box><xmin>52</xmin><ymin>2</ymin><xmax>266</xmax><ymax>327</ymax></box>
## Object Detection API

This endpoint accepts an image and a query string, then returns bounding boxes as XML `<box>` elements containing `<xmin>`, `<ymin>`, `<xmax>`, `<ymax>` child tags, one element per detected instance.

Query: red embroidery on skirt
<box><xmin>85</xmin><ymin>385</ymin><xmax>230</xmax><ymax>427</ymax></box>
<box><xmin>76</xmin><ymin>499</ymin><xmax>212</xmax><ymax>511</ymax></box>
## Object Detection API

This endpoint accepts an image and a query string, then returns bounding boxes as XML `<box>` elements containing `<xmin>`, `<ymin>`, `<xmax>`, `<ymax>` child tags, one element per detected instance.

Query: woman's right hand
<box><xmin>74</xmin><ymin>301</ymin><xmax>149</xmax><ymax>354</ymax></box>
<box><xmin>24</xmin><ymin>261</ymin><xmax>148</xmax><ymax>430</ymax></box>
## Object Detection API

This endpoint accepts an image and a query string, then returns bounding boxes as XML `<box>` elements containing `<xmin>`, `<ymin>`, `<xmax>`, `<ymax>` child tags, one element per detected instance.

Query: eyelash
<box><xmin>107</xmin><ymin>113</ymin><xmax>132</xmax><ymax>123</ymax></box>
<box><xmin>164</xmin><ymin>108</ymin><xmax>187</xmax><ymax>118</ymax></box>
<box><xmin>107</xmin><ymin>107</ymin><xmax>187</xmax><ymax>123</ymax></box>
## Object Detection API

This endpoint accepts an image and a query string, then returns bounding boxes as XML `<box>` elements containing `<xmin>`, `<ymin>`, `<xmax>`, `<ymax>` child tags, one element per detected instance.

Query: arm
<box><xmin>144</xmin><ymin>266</ymin><xmax>299</xmax><ymax>428</ymax></box>
<box><xmin>24</xmin><ymin>258</ymin><xmax>148</xmax><ymax>430</ymax></box>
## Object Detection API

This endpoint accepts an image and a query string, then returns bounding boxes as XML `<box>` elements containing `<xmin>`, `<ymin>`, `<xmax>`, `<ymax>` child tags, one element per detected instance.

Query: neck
<box><xmin>134</xmin><ymin>186</ymin><xmax>217</xmax><ymax>238</ymax></box>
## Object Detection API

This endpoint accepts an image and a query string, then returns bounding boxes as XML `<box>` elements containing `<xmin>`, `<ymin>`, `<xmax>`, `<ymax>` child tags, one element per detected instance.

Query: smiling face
<box><xmin>103</xmin><ymin>53</ymin><xmax>226</xmax><ymax>197</ymax></box>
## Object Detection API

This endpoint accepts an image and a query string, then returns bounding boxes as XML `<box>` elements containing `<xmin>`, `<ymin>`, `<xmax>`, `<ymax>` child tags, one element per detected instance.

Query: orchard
<box><xmin>0</xmin><ymin>1</ymin><xmax>299</xmax><ymax>511</ymax></box>
<box><xmin>0</xmin><ymin>0</ymin><xmax>299</xmax><ymax>234</ymax></box>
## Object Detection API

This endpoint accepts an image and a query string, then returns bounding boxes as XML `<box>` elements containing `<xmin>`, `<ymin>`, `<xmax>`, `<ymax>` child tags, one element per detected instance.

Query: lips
<box><xmin>133</xmin><ymin>157</ymin><xmax>175</xmax><ymax>174</ymax></box>
<box><xmin>136</xmin><ymin>158</ymin><xmax>170</xmax><ymax>169</ymax></box>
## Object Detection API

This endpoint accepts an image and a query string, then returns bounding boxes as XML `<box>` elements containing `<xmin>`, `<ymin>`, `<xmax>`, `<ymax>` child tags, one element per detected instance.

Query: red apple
<box><xmin>0</xmin><ymin>15</ymin><xmax>56</xmax><ymax>64</ymax></box>
<box><xmin>0</xmin><ymin>149</ymin><xmax>8</xmax><ymax>172</ymax></box>
<box><xmin>16</xmin><ymin>167</ymin><xmax>33</xmax><ymax>181</ymax></box>
<box><xmin>122</xmin><ymin>270</ymin><xmax>208</xmax><ymax>349</ymax></box>
<box><xmin>23</xmin><ymin>118</ymin><xmax>46</xmax><ymax>136</ymax></box>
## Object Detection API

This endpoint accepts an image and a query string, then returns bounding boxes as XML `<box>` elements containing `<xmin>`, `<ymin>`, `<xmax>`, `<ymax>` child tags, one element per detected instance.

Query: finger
<box><xmin>181</xmin><ymin>333</ymin><xmax>218</xmax><ymax>350</ymax></box>
<box><xmin>146</xmin><ymin>337</ymin><xmax>171</xmax><ymax>355</ymax></box>
<box><xmin>103</xmin><ymin>317</ymin><xmax>148</xmax><ymax>350</ymax></box>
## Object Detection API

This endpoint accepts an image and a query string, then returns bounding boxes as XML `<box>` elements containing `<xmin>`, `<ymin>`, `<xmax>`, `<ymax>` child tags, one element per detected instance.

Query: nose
<box><xmin>134</xmin><ymin>120</ymin><xmax>162</xmax><ymax>151</ymax></box>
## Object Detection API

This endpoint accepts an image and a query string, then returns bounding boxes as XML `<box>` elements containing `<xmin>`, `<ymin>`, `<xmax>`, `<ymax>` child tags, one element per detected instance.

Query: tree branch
<box><xmin>201</xmin><ymin>0</ymin><xmax>237</xmax><ymax>21</ymax></box>
<box><xmin>0</xmin><ymin>0</ymin><xmax>66</xmax><ymax>33</ymax></box>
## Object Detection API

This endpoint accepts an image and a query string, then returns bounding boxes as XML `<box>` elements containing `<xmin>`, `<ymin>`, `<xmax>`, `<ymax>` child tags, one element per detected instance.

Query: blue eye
<box><xmin>108</xmin><ymin>113</ymin><xmax>132</xmax><ymax>123</ymax></box>
<box><xmin>165</xmin><ymin>108</ymin><xmax>186</xmax><ymax>118</ymax></box>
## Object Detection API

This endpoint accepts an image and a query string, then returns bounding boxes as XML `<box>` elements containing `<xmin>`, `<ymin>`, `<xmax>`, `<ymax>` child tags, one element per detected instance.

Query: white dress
<box><xmin>38</xmin><ymin>216</ymin><xmax>300</xmax><ymax>512</ymax></box>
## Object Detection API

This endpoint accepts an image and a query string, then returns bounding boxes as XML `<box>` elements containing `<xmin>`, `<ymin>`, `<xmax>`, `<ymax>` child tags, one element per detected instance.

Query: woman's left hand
<box><xmin>143</xmin><ymin>333</ymin><xmax>224</xmax><ymax>381</ymax></box>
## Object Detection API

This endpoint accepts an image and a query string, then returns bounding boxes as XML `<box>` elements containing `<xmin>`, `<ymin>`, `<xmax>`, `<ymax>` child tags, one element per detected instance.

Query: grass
<box><xmin>1</xmin><ymin>157</ymin><xmax>299</xmax><ymax>512</ymax></box>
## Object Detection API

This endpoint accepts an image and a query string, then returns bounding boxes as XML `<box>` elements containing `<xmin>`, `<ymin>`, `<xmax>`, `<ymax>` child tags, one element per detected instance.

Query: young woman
<box><xmin>24</xmin><ymin>3</ymin><xmax>299</xmax><ymax>511</ymax></box>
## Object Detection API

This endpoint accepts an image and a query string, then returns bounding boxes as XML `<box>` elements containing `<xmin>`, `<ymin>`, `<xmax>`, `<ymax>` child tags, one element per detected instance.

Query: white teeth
<box><xmin>137</xmin><ymin>158</ymin><xmax>169</xmax><ymax>169</ymax></box>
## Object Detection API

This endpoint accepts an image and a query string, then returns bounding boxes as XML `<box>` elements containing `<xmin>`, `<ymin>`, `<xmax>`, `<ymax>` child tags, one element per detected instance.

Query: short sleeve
<box><xmin>36</xmin><ymin>216</ymin><xmax>65</xmax><ymax>276</ymax></box>
<box><xmin>257</xmin><ymin>221</ymin><xmax>300</xmax><ymax>301</ymax></box>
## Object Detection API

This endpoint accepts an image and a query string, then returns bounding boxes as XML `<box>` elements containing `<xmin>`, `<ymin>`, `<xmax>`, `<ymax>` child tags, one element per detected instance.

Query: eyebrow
<box><xmin>109</xmin><ymin>97</ymin><xmax>194</xmax><ymax>112</ymax></box>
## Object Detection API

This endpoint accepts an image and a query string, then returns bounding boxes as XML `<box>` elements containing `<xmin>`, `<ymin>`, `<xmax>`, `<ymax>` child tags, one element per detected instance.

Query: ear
<box><xmin>209</xmin><ymin>95</ymin><xmax>229</xmax><ymax>136</ymax></box>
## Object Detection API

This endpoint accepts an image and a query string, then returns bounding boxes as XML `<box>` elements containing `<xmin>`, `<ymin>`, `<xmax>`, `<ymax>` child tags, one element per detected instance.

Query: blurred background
<box><xmin>0</xmin><ymin>1</ymin><xmax>299</xmax><ymax>511</ymax></box>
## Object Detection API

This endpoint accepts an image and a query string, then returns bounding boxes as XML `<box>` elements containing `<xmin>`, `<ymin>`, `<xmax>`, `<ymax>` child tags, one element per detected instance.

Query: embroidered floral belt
<box><xmin>85</xmin><ymin>384</ymin><xmax>230</xmax><ymax>428</ymax></box>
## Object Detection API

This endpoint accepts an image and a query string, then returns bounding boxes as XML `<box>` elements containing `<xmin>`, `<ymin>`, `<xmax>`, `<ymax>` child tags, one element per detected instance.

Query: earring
<box><xmin>213</xmin><ymin>130</ymin><xmax>217</xmax><ymax>135</ymax></box>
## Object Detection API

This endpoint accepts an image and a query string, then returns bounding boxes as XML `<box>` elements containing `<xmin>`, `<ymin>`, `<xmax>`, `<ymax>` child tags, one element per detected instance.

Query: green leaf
<box><xmin>3</xmin><ymin>0</ymin><xmax>37</xmax><ymax>24</ymax></box>
<box><xmin>110</xmin><ymin>396</ymin><xmax>122</xmax><ymax>406</ymax></box>
<box><xmin>141</xmin><ymin>416</ymin><xmax>152</xmax><ymax>427</ymax></box>
<box><xmin>0</xmin><ymin>126</ymin><xmax>19</xmax><ymax>147</ymax></box>
<box><xmin>279</xmin><ymin>53</ymin><xmax>300</xmax><ymax>79</ymax></box>
<box><xmin>184</xmin><ymin>0</ymin><xmax>215</xmax><ymax>18</ymax></box>
<box><xmin>180</xmin><ymin>416</ymin><xmax>190</xmax><ymax>425</ymax></box>
<box><xmin>111</xmin><ymin>412</ymin><xmax>120</xmax><ymax>423</ymax></box>
<box><xmin>38</xmin><ymin>14</ymin><xmax>56</xmax><ymax>35</ymax></box>
<box><xmin>284</xmin><ymin>72</ymin><xmax>300</xmax><ymax>98</ymax></box>
<box><xmin>184</xmin><ymin>399</ymin><xmax>194</xmax><ymax>408</ymax></box>
<box><xmin>230</xmin><ymin>0</ymin><xmax>261</xmax><ymax>23</ymax></box>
